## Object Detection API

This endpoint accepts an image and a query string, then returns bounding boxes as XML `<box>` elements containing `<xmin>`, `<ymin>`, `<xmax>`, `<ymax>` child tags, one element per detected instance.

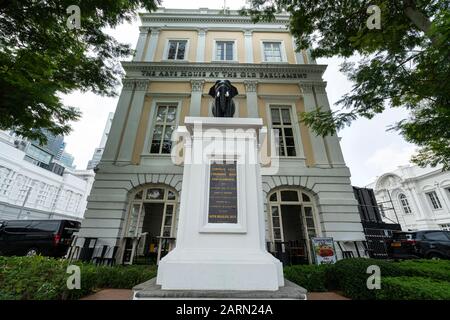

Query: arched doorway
<box><xmin>121</xmin><ymin>185</ymin><xmax>179</xmax><ymax>265</ymax></box>
<box><xmin>267</xmin><ymin>188</ymin><xmax>320</xmax><ymax>264</ymax></box>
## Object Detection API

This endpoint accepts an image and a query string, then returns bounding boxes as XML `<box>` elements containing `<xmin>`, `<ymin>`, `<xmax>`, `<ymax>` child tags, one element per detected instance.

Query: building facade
<box><xmin>367</xmin><ymin>165</ymin><xmax>450</xmax><ymax>231</ymax></box>
<box><xmin>0</xmin><ymin>131</ymin><xmax>95</xmax><ymax>221</ymax></box>
<box><xmin>87</xmin><ymin>112</ymin><xmax>114</xmax><ymax>170</ymax></box>
<box><xmin>76</xmin><ymin>8</ymin><xmax>366</xmax><ymax>264</ymax></box>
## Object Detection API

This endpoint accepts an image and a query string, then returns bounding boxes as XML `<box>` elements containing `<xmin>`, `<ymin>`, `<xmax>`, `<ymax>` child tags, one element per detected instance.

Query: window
<box><xmin>150</xmin><ymin>105</ymin><xmax>177</xmax><ymax>154</ymax></box>
<box><xmin>215</xmin><ymin>41</ymin><xmax>234</xmax><ymax>61</ymax></box>
<box><xmin>167</xmin><ymin>40</ymin><xmax>187</xmax><ymax>60</ymax></box>
<box><xmin>270</xmin><ymin>106</ymin><xmax>297</xmax><ymax>157</ymax></box>
<box><xmin>399</xmin><ymin>194</ymin><xmax>412</xmax><ymax>214</ymax></box>
<box><xmin>263</xmin><ymin>42</ymin><xmax>283</xmax><ymax>62</ymax></box>
<box><xmin>440</xmin><ymin>224</ymin><xmax>450</xmax><ymax>231</ymax></box>
<box><xmin>25</xmin><ymin>145</ymin><xmax>52</xmax><ymax>165</ymax></box>
<box><xmin>426</xmin><ymin>191</ymin><xmax>442</xmax><ymax>210</ymax></box>
<box><xmin>424</xmin><ymin>231</ymin><xmax>449</xmax><ymax>241</ymax></box>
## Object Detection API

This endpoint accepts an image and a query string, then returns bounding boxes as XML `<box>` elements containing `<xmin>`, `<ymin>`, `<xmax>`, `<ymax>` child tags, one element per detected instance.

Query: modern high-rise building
<box><xmin>75</xmin><ymin>8</ymin><xmax>366</xmax><ymax>265</ymax></box>
<box><xmin>86</xmin><ymin>112</ymin><xmax>114</xmax><ymax>170</ymax></box>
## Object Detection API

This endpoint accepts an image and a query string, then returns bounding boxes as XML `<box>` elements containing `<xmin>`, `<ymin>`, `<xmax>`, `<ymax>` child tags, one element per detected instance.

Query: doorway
<box><xmin>121</xmin><ymin>185</ymin><xmax>178</xmax><ymax>265</ymax></box>
<box><xmin>268</xmin><ymin>189</ymin><xmax>319</xmax><ymax>265</ymax></box>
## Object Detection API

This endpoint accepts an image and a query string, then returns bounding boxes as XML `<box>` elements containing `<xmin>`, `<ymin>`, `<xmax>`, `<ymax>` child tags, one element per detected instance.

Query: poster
<box><xmin>311</xmin><ymin>237</ymin><xmax>337</xmax><ymax>265</ymax></box>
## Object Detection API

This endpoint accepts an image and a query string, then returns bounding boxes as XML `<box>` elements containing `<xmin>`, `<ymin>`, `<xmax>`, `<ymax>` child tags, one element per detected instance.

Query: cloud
<box><xmin>365</xmin><ymin>144</ymin><xmax>417</xmax><ymax>174</ymax></box>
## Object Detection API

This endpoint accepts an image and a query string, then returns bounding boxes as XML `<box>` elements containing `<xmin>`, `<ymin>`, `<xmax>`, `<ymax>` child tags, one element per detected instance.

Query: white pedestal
<box><xmin>156</xmin><ymin>117</ymin><xmax>284</xmax><ymax>291</ymax></box>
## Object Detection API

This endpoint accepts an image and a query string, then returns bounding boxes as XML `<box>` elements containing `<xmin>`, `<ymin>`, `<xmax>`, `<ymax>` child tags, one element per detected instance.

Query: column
<box><xmin>299</xmin><ymin>83</ymin><xmax>330</xmax><ymax>167</ymax></box>
<box><xmin>144</xmin><ymin>28</ymin><xmax>160</xmax><ymax>62</ymax></box>
<box><xmin>116</xmin><ymin>80</ymin><xmax>149</xmax><ymax>162</ymax></box>
<box><xmin>189</xmin><ymin>80</ymin><xmax>204</xmax><ymax>116</ymax></box>
<box><xmin>314</xmin><ymin>83</ymin><xmax>346</xmax><ymax>167</ymax></box>
<box><xmin>102</xmin><ymin>80</ymin><xmax>136</xmax><ymax>162</ymax></box>
<box><xmin>244</xmin><ymin>30</ymin><xmax>253</xmax><ymax>63</ymax></box>
<box><xmin>291</xmin><ymin>37</ymin><xmax>305</xmax><ymax>64</ymax></box>
<box><xmin>133</xmin><ymin>27</ymin><xmax>149</xmax><ymax>61</ymax></box>
<box><xmin>244</xmin><ymin>80</ymin><xmax>258</xmax><ymax>117</ymax></box>
<box><xmin>306</xmin><ymin>48</ymin><xmax>317</xmax><ymax>64</ymax></box>
<box><xmin>196</xmin><ymin>29</ymin><xmax>207</xmax><ymax>62</ymax></box>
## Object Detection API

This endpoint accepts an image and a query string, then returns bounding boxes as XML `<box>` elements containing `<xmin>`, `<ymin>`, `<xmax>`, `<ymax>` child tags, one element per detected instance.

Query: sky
<box><xmin>61</xmin><ymin>0</ymin><xmax>416</xmax><ymax>187</ymax></box>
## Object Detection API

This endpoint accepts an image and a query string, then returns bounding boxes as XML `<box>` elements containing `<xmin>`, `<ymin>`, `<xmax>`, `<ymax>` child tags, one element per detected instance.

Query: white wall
<box><xmin>0</xmin><ymin>137</ymin><xmax>95</xmax><ymax>221</ymax></box>
<box><xmin>368</xmin><ymin>165</ymin><xmax>450</xmax><ymax>231</ymax></box>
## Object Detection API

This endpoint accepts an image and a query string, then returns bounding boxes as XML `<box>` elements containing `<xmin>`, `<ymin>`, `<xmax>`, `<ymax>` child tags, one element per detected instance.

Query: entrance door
<box><xmin>122</xmin><ymin>186</ymin><xmax>179</xmax><ymax>265</ymax></box>
<box><xmin>268</xmin><ymin>189</ymin><xmax>319</xmax><ymax>265</ymax></box>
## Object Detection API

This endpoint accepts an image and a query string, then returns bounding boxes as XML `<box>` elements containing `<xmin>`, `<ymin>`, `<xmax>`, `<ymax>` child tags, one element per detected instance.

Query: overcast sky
<box><xmin>61</xmin><ymin>0</ymin><xmax>416</xmax><ymax>187</ymax></box>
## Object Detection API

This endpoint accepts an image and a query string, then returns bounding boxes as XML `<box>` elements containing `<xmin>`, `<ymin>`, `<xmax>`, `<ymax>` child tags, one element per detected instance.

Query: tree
<box><xmin>242</xmin><ymin>0</ymin><xmax>450</xmax><ymax>169</ymax></box>
<box><xmin>0</xmin><ymin>0</ymin><xmax>159</xmax><ymax>143</ymax></box>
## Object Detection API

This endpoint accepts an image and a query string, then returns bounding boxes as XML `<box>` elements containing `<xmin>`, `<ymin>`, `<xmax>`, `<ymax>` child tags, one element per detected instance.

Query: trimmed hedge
<box><xmin>375</xmin><ymin>277</ymin><xmax>450</xmax><ymax>300</ymax></box>
<box><xmin>0</xmin><ymin>256</ymin><xmax>157</xmax><ymax>300</ymax></box>
<box><xmin>330</xmin><ymin>258</ymin><xmax>403</xmax><ymax>299</ymax></box>
<box><xmin>396</xmin><ymin>260</ymin><xmax>450</xmax><ymax>282</ymax></box>
<box><xmin>284</xmin><ymin>264</ymin><xmax>331</xmax><ymax>292</ymax></box>
<box><xmin>284</xmin><ymin>258</ymin><xmax>450</xmax><ymax>300</ymax></box>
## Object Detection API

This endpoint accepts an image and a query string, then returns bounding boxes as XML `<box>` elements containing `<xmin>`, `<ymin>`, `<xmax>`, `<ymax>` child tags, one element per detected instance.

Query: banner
<box><xmin>311</xmin><ymin>237</ymin><xmax>337</xmax><ymax>265</ymax></box>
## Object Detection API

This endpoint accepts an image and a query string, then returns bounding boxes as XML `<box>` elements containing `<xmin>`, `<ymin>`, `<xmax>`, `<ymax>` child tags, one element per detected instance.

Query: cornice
<box><xmin>121</xmin><ymin>62</ymin><xmax>327</xmax><ymax>82</ymax></box>
<box><xmin>139</xmin><ymin>13</ymin><xmax>290</xmax><ymax>26</ymax></box>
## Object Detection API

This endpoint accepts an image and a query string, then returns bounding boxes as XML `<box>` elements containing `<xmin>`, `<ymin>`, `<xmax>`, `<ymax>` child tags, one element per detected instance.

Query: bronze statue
<box><xmin>208</xmin><ymin>80</ymin><xmax>238</xmax><ymax>117</ymax></box>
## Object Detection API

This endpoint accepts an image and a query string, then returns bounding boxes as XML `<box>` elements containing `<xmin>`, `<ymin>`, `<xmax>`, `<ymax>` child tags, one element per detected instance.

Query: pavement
<box><xmin>81</xmin><ymin>289</ymin><xmax>349</xmax><ymax>300</ymax></box>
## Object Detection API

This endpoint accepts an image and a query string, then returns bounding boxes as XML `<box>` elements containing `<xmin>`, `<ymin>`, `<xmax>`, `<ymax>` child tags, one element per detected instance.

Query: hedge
<box><xmin>375</xmin><ymin>277</ymin><xmax>450</xmax><ymax>300</ymax></box>
<box><xmin>2</xmin><ymin>256</ymin><xmax>450</xmax><ymax>300</ymax></box>
<box><xmin>284</xmin><ymin>258</ymin><xmax>450</xmax><ymax>300</ymax></box>
<box><xmin>284</xmin><ymin>264</ymin><xmax>332</xmax><ymax>292</ymax></box>
<box><xmin>0</xmin><ymin>256</ymin><xmax>157</xmax><ymax>300</ymax></box>
<box><xmin>396</xmin><ymin>260</ymin><xmax>450</xmax><ymax>282</ymax></box>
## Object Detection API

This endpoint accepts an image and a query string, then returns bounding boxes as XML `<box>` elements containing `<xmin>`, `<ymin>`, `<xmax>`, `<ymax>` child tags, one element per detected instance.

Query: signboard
<box><xmin>311</xmin><ymin>237</ymin><xmax>337</xmax><ymax>265</ymax></box>
<box><xmin>208</xmin><ymin>161</ymin><xmax>238</xmax><ymax>224</ymax></box>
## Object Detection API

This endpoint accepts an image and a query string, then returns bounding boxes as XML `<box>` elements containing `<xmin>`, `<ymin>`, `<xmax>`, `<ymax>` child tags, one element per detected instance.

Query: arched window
<box><xmin>399</xmin><ymin>194</ymin><xmax>412</xmax><ymax>214</ymax></box>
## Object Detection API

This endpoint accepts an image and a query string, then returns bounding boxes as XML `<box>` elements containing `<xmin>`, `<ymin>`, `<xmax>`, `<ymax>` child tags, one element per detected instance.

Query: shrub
<box><xmin>376</xmin><ymin>277</ymin><xmax>450</xmax><ymax>300</ymax></box>
<box><xmin>330</xmin><ymin>258</ymin><xmax>403</xmax><ymax>300</ymax></box>
<box><xmin>0</xmin><ymin>256</ymin><xmax>157</xmax><ymax>300</ymax></box>
<box><xmin>395</xmin><ymin>260</ymin><xmax>450</xmax><ymax>282</ymax></box>
<box><xmin>284</xmin><ymin>264</ymin><xmax>331</xmax><ymax>292</ymax></box>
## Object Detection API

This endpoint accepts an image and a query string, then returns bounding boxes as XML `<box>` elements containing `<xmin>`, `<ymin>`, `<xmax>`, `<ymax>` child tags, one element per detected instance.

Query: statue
<box><xmin>208</xmin><ymin>80</ymin><xmax>239</xmax><ymax>117</ymax></box>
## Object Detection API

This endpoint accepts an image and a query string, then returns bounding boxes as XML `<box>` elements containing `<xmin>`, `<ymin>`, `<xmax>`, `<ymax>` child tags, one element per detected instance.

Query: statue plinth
<box><xmin>155</xmin><ymin>117</ymin><xmax>284</xmax><ymax>291</ymax></box>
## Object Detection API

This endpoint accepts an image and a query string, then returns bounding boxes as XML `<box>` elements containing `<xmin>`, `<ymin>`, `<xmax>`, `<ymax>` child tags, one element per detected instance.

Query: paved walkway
<box><xmin>81</xmin><ymin>289</ymin><xmax>134</xmax><ymax>300</ymax></box>
<box><xmin>81</xmin><ymin>289</ymin><xmax>349</xmax><ymax>300</ymax></box>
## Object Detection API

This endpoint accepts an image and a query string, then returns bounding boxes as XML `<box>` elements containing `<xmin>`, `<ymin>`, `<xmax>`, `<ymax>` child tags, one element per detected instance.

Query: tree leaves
<box><xmin>243</xmin><ymin>0</ymin><xmax>450</xmax><ymax>170</ymax></box>
<box><xmin>0</xmin><ymin>0</ymin><xmax>159</xmax><ymax>143</ymax></box>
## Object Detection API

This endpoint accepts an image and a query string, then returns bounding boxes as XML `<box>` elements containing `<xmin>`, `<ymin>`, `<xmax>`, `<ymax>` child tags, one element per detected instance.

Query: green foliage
<box><xmin>284</xmin><ymin>264</ymin><xmax>332</xmax><ymax>292</ymax></box>
<box><xmin>395</xmin><ymin>259</ymin><xmax>450</xmax><ymax>282</ymax></box>
<box><xmin>0</xmin><ymin>256</ymin><xmax>156</xmax><ymax>300</ymax></box>
<box><xmin>376</xmin><ymin>277</ymin><xmax>450</xmax><ymax>300</ymax></box>
<box><xmin>330</xmin><ymin>258</ymin><xmax>402</xmax><ymax>299</ymax></box>
<box><xmin>0</xmin><ymin>0</ymin><xmax>159</xmax><ymax>143</ymax></box>
<box><xmin>243</xmin><ymin>0</ymin><xmax>450</xmax><ymax>170</ymax></box>
<box><xmin>284</xmin><ymin>259</ymin><xmax>450</xmax><ymax>300</ymax></box>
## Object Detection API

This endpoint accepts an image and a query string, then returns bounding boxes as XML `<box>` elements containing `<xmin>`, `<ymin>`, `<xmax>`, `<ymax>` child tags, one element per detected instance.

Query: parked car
<box><xmin>0</xmin><ymin>220</ymin><xmax>80</xmax><ymax>257</ymax></box>
<box><xmin>388</xmin><ymin>230</ymin><xmax>450</xmax><ymax>259</ymax></box>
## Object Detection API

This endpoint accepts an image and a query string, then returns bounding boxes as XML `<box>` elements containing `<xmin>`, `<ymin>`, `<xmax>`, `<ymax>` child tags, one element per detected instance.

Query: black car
<box><xmin>388</xmin><ymin>230</ymin><xmax>450</xmax><ymax>259</ymax></box>
<box><xmin>0</xmin><ymin>220</ymin><xmax>80</xmax><ymax>257</ymax></box>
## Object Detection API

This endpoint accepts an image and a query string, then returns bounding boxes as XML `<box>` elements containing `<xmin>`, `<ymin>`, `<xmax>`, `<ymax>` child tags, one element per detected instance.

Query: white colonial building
<box><xmin>367</xmin><ymin>165</ymin><xmax>450</xmax><ymax>231</ymax></box>
<box><xmin>0</xmin><ymin>131</ymin><xmax>95</xmax><ymax>221</ymax></box>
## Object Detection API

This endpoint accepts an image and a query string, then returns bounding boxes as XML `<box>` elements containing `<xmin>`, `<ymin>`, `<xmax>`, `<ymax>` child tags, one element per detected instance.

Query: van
<box><xmin>0</xmin><ymin>220</ymin><xmax>81</xmax><ymax>257</ymax></box>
